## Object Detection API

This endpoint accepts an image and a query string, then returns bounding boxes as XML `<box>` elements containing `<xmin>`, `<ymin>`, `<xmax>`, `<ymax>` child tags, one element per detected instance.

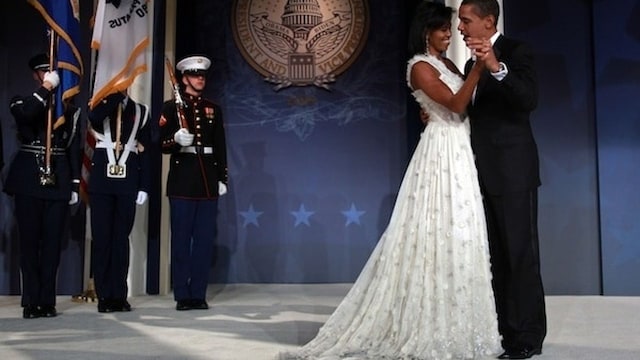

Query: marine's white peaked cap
<box><xmin>176</xmin><ymin>55</ymin><xmax>211</xmax><ymax>74</ymax></box>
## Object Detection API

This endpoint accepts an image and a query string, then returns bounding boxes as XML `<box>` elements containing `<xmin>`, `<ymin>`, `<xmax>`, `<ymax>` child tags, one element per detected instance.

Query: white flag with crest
<box><xmin>89</xmin><ymin>0</ymin><xmax>150</xmax><ymax>109</ymax></box>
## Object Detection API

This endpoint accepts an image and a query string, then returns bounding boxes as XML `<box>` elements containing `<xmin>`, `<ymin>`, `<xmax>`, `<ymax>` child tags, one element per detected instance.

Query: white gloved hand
<box><xmin>43</xmin><ymin>71</ymin><xmax>60</xmax><ymax>89</ymax></box>
<box><xmin>218</xmin><ymin>181</ymin><xmax>227</xmax><ymax>196</ymax></box>
<box><xmin>69</xmin><ymin>191</ymin><xmax>79</xmax><ymax>205</ymax></box>
<box><xmin>173</xmin><ymin>128</ymin><xmax>194</xmax><ymax>146</ymax></box>
<box><xmin>136</xmin><ymin>191</ymin><xmax>148</xmax><ymax>205</ymax></box>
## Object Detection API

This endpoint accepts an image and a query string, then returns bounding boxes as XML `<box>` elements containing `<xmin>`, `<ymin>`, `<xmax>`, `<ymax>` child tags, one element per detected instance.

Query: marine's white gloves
<box><xmin>69</xmin><ymin>191</ymin><xmax>79</xmax><ymax>205</ymax></box>
<box><xmin>43</xmin><ymin>71</ymin><xmax>60</xmax><ymax>89</ymax></box>
<box><xmin>136</xmin><ymin>191</ymin><xmax>148</xmax><ymax>205</ymax></box>
<box><xmin>174</xmin><ymin>128</ymin><xmax>194</xmax><ymax>146</ymax></box>
<box><xmin>218</xmin><ymin>181</ymin><xmax>227</xmax><ymax>196</ymax></box>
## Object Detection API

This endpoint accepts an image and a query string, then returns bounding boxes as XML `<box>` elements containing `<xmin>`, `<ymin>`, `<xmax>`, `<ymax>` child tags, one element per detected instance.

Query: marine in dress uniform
<box><xmin>87</xmin><ymin>92</ymin><xmax>151</xmax><ymax>313</ymax></box>
<box><xmin>159</xmin><ymin>55</ymin><xmax>228</xmax><ymax>311</ymax></box>
<box><xmin>3</xmin><ymin>53</ymin><xmax>81</xmax><ymax>319</ymax></box>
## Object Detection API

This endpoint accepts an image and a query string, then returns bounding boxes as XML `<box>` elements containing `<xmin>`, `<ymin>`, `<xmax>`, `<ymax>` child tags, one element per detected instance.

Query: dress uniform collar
<box><xmin>185</xmin><ymin>93</ymin><xmax>202</xmax><ymax>102</ymax></box>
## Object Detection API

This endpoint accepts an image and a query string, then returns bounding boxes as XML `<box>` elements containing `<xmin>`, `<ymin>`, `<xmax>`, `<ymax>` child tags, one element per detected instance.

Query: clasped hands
<box><xmin>465</xmin><ymin>37</ymin><xmax>500</xmax><ymax>73</ymax></box>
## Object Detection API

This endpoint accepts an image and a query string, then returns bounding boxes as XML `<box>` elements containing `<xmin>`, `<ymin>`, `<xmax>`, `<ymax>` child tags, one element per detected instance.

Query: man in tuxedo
<box><xmin>458</xmin><ymin>1</ymin><xmax>546</xmax><ymax>358</ymax></box>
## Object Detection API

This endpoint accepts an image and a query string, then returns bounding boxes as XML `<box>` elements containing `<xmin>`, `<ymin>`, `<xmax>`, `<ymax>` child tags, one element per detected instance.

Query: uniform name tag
<box><xmin>107</xmin><ymin>164</ymin><xmax>127</xmax><ymax>178</ymax></box>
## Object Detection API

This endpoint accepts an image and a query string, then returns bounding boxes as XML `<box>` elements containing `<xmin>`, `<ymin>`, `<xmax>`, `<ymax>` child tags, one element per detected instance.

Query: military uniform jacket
<box><xmin>88</xmin><ymin>93</ymin><xmax>151</xmax><ymax>195</ymax></box>
<box><xmin>160</xmin><ymin>93</ymin><xmax>228</xmax><ymax>199</ymax></box>
<box><xmin>4</xmin><ymin>85</ymin><xmax>81</xmax><ymax>200</ymax></box>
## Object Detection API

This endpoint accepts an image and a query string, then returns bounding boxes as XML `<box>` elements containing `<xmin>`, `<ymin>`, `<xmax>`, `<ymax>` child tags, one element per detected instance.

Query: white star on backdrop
<box><xmin>341</xmin><ymin>202</ymin><xmax>366</xmax><ymax>226</ymax></box>
<box><xmin>290</xmin><ymin>204</ymin><xmax>315</xmax><ymax>227</ymax></box>
<box><xmin>238</xmin><ymin>204</ymin><xmax>263</xmax><ymax>228</ymax></box>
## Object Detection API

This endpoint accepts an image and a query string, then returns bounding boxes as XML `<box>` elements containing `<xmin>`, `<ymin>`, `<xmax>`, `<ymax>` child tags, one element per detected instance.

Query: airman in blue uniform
<box><xmin>4</xmin><ymin>53</ymin><xmax>81</xmax><ymax>319</ymax></box>
<box><xmin>159</xmin><ymin>55</ymin><xmax>228</xmax><ymax>311</ymax></box>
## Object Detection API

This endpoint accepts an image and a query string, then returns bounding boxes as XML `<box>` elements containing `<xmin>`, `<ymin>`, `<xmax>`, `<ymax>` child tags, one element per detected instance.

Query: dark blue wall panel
<box><xmin>504</xmin><ymin>0</ymin><xmax>601</xmax><ymax>294</ymax></box>
<box><xmin>593</xmin><ymin>0</ymin><xmax>640</xmax><ymax>295</ymax></box>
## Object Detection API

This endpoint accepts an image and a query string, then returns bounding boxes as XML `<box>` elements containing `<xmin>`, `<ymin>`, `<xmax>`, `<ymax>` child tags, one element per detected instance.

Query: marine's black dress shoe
<box><xmin>498</xmin><ymin>347</ymin><xmax>542</xmax><ymax>359</ymax></box>
<box><xmin>23</xmin><ymin>305</ymin><xmax>40</xmax><ymax>319</ymax></box>
<box><xmin>38</xmin><ymin>305</ymin><xmax>58</xmax><ymax>318</ymax></box>
<box><xmin>176</xmin><ymin>300</ymin><xmax>191</xmax><ymax>311</ymax></box>
<box><xmin>190</xmin><ymin>299</ymin><xmax>209</xmax><ymax>310</ymax></box>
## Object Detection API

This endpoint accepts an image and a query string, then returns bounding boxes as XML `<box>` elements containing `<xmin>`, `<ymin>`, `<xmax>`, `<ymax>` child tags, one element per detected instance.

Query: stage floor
<box><xmin>1</xmin><ymin>284</ymin><xmax>639</xmax><ymax>360</ymax></box>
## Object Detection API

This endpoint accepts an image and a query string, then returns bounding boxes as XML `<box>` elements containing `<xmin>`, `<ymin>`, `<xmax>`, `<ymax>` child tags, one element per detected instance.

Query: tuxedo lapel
<box><xmin>464</xmin><ymin>58</ymin><xmax>474</xmax><ymax>78</ymax></box>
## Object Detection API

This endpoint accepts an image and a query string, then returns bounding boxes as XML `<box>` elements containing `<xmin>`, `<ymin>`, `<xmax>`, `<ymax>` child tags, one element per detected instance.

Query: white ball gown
<box><xmin>280</xmin><ymin>53</ymin><xmax>502</xmax><ymax>360</ymax></box>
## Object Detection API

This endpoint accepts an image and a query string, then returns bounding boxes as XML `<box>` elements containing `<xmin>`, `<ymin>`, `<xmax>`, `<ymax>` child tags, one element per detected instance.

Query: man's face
<box><xmin>457</xmin><ymin>4</ymin><xmax>492</xmax><ymax>40</ymax></box>
<box><xmin>33</xmin><ymin>70</ymin><xmax>46</xmax><ymax>84</ymax></box>
<box><xmin>182</xmin><ymin>73</ymin><xmax>206</xmax><ymax>93</ymax></box>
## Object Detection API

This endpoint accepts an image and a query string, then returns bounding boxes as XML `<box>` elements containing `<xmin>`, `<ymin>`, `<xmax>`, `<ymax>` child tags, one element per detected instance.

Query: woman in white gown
<box><xmin>280</xmin><ymin>2</ymin><xmax>502</xmax><ymax>359</ymax></box>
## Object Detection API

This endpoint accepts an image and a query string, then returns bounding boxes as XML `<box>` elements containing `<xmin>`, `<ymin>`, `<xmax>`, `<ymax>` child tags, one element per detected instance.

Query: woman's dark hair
<box><xmin>407</xmin><ymin>1</ymin><xmax>454</xmax><ymax>56</ymax></box>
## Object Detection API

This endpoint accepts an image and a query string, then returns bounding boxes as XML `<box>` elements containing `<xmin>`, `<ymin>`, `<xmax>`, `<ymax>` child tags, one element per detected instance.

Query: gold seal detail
<box><xmin>232</xmin><ymin>0</ymin><xmax>369</xmax><ymax>91</ymax></box>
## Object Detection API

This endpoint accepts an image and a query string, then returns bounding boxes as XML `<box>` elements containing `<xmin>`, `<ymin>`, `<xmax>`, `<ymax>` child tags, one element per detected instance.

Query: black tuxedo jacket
<box><xmin>465</xmin><ymin>34</ymin><xmax>541</xmax><ymax>196</ymax></box>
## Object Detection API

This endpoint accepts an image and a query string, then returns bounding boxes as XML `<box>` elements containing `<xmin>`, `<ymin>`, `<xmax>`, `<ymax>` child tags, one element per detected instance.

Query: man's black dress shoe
<box><xmin>190</xmin><ymin>299</ymin><xmax>209</xmax><ymax>310</ymax></box>
<box><xmin>38</xmin><ymin>305</ymin><xmax>58</xmax><ymax>318</ymax></box>
<box><xmin>498</xmin><ymin>347</ymin><xmax>542</xmax><ymax>359</ymax></box>
<box><xmin>176</xmin><ymin>300</ymin><xmax>191</xmax><ymax>311</ymax></box>
<box><xmin>23</xmin><ymin>305</ymin><xmax>40</xmax><ymax>319</ymax></box>
<box><xmin>119</xmin><ymin>299</ymin><xmax>132</xmax><ymax>312</ymax></box>
<box><xmin>109</xmin><ymin>299</ymin><xmax>132</xmax><ymax>312</ymax></box>
<box><xmin>98</xmin><ymin>299</ymin><xmax>114</xmax><ymax>313</ymax></box>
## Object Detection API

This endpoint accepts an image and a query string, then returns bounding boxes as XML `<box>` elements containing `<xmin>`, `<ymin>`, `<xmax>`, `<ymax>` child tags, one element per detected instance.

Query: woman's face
<box><xmin>427</xmin><ymin>23</ymin><xmax>452</xmax><ymax>54</ymax></box>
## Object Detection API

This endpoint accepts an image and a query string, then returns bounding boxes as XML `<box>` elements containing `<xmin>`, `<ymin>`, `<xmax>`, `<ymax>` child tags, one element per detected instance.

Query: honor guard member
<box><xmin>87</xmin><ymin>92</ymin><xmax>151</xmax><ymax>313</ymax></box>
<box><xmin>3</xmin><ymin>53</ymin><xmax>81</xmax><ymax>319</ymax></box>
<box><xmin>159</xmin><ymin>55</ymin><xmax>228</xmax><ymax>311</ymax></box>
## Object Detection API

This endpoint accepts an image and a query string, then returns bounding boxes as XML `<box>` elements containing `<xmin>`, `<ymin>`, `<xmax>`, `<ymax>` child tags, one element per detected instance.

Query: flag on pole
<box><xmin>88</xmin><ymin>0</ymin><xmax>151</xmax><ymax>109</ymax></box>
<box><xmin>27</xmin><ymin>0</ymin><xmax>83</xmax><ymax>129</ymax></box>
<box><xmin>82</xmin><ymin>0</ymin><xmax>151</xmax><ymax>203</ymax></box>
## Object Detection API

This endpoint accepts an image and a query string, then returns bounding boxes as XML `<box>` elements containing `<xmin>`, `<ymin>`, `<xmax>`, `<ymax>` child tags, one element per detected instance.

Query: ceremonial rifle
<box><xmin>164</xmin><ymin>57</ymin><xmax>189</xmax><ymax>131</ymax></box>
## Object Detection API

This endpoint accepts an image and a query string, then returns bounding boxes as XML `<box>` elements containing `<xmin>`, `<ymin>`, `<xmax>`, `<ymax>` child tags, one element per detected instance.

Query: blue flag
<box><xmin>27</xmin><ymin>0</ymin><xmax>83</xmax><ymax>128</ymax></box>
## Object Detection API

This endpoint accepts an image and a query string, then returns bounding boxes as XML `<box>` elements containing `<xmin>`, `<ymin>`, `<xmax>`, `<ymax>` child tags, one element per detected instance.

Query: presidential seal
<box><xmin>232</xmin><ymin>0</ymin><xmax>369</xmax><ymax>91</ymax></box>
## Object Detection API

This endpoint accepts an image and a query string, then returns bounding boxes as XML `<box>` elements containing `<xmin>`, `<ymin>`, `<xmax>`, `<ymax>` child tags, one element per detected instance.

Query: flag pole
<box><xmin>71</xmin><ymin>0</ymin><xmax>101</xmax><ymax>304</ymax></box>
<box><xmin>71</xmin><ymin>45</ymin><xmax>98</xmax><ymax>301</ymax></box>
<box><xmin>40</xmin><ymin>30</ymin><xmax>57</xmax><ymax>187</ymax></box>
<box><xmin>71</xmin><ymin>44</ymin><xmax>100</xmax><ymax>303</ymax></box>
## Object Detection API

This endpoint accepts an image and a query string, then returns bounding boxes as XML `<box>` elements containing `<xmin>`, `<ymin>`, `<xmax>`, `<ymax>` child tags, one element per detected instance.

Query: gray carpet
<box><xmin>1</xmin><ymin>284</ymin><xmax>639</xmax><ymax>359</ymax></box>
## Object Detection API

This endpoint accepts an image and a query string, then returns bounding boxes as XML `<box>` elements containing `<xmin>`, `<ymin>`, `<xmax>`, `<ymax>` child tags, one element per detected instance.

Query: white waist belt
<box><xmin>95</xmin><ymin>141</ymin><xmax>139</xmax><ymax>154</ymax></box>
<box><xmin>180</xmin><ymin>146</ymin><xmax>214</xmax><ymax>154</ymax></box>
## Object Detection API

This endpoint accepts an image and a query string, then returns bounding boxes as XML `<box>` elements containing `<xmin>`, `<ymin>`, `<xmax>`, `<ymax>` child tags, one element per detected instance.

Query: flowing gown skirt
<box><xmin>280</xmin><ymin>116</ymin><xmax>502</xmax><ymax>359</ymax></box>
